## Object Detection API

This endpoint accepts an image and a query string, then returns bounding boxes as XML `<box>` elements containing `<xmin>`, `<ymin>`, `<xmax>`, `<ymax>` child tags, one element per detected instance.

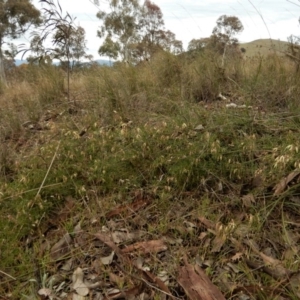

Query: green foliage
<box><xmin>188</xmin><ymin>15</ymin><xmax>244</xmax><ymax>66</ymax></box>
<box><xmin>23</xmin><ymin>0</ymin><xmax>88</xmax><ymax>103</ymax></box>
<box><xmin>212</xmin><ymin>15</ymin><xmax>244</xmax><ymax>43</ymax></box>
<box><xmin>211</xmin><ymin>15</ymin><xmax>244</xmax><ymax>66</ymax></box>
<box><xmin>131</xmin><ymin>0</ymin><xmax>182</xmax><ymax>61</ymax></box>
<box><xmin>53</xmin><ymin>26</ymin><xmax>90</xmax><ymax>69</ymax></box>
<box><xmin>0</xmin><ymin>0</ymin><xmax>41</xmax><ymax>84</ymax></box>
<box><xmin>187</xmin><ymin>38</ymin><xmax>210</xmax><ymax>52</ymax></box>
<box><xmin>97</xmin><ymin>0</ymin><xmax>140</xmax><ymax>61</ymax></box>
<box><xmin>0</xmin><ymin>0</ymin><xmax>41</xmax><ymax>41</ymax></box>
<box><xmin>97</xmin><ymin>0</ymin><xmax>182</xmax><ymax>62</ymax></box>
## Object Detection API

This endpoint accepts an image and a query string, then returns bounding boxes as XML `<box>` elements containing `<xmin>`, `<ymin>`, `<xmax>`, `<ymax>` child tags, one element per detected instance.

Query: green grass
<box><xmin>1</xmin><ymin>49</ymin><xmax>300</xmax><ymax>299</ymax></box>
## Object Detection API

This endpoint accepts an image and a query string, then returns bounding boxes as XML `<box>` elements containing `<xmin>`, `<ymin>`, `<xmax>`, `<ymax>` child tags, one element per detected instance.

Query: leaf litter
<box><xmin>5</xmin><ymin>142</ymin><xmax>300</xmax><ymax>299</ymax></box>
<box><xmin>27</xmin><ymin>187</ymin><xmax>300</xmax><ymax>300</ymax></box>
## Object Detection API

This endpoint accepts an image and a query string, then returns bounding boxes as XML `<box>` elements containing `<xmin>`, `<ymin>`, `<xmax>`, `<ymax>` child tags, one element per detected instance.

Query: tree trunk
<box><xmin>0</xmin><ymin>46</ymin><xmax>7</xmax><ymax>86</ymax></box>
<box><xmin>221</xmin><ymin>44</ymin><xmax>227</xmax><ymax>68</ymax></box>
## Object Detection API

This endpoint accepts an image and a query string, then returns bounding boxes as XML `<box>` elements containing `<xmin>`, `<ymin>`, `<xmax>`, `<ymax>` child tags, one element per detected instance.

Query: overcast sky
<box><xmin>18</xmin><ymin>0</ymin><xmax>300</xmax><ymax>59</ymax></box>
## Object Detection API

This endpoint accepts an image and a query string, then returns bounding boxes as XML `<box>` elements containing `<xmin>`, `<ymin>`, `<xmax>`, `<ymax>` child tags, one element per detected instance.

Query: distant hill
<box><xmin>15</xmin><ymin>40</ymin><xmax>292</xmax><ymax>66</ymax></box>
<box><xmin>94</xmin><ymin>59</ymin><xmax>114</xmax><ymax>66</ymax></box>
<box><xmin>240</xmin><ymin>39</ymin><xmax>290</xmax><ymax>58</ymax></box>
<box><xmin>14</xmin><ymin>58</ymin><xmax>114</xmax><ymax>66</ymax></box>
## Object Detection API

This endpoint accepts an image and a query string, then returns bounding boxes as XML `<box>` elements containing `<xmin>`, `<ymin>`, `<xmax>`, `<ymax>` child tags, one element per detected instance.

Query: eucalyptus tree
<box><xmin>96</xmin><ymin>0</ymin><xmax>182</xmax><ymax>63</ymax></box>
<box><xmin>26</xmin><ymin>0</ymin><xmax>89</xmax><ymax>103</ymax></box>
<box><xmin>0</xmin><ymin>0</ymin><xmax>41</xmax><ymax>84</ymax></box>
<box><xmin>97</xmin><ymin>0</ymin><xmax>140</xmax><ymax>62</ymax></box>
<box><xmin>52</xmin><ymin>25</ymin><xmax>91</xmax><ymax>70</ymax></box>
<box><xmin>187</xmin><ymin>38</ymin><xmax>210</xmax><ymax>52</ymax></box>
<box><xmin>131</xmin><ymin>0</ymin><xmax>182</xmax><ymax>61</ymax></box>
<box><xmin>211</xmin><ymin>15</ymin><xmax>244</xmax><ymax>66</ymax></box>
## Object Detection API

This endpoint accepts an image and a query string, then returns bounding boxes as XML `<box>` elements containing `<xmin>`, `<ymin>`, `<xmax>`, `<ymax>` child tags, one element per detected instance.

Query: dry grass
<box><xmin>1</xmin><ymin>49</ymin><xmax>300</xmax><ymax>299</ymax></box>
<box><xmin>240</xmin><ymin>38</ymin><xmax>290</xmax><ymax>58</ymax></box>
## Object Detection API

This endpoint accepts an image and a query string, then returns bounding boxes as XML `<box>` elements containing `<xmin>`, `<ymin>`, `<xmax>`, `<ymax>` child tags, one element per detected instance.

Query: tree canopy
<box><xmin>0</xmin><ymin>0</ymin><xmax>41</xmax><ymax>83</ymax></box>
<box><xmin>97</xmin><ymin>0</ymin><xmax>140</xmax><ymax>61</ymax></box>
<box><xmin>97</xmin><ymin>0</ymin><xmax>182</xmax><ymax>63</ymax></box>
<box><xmin>187</xmin><ymin>38</ymin><xmax>210</xmax><ymax>52</ymax></box>
<box><xmin>187</xmin><ymin>15</ymin><xmax>244</xmax><ymax>65</ymax></box>
<box><xmin>25</xmin><ymin>0</ymin><xmax>90</xmax><ymax>103</ymax></box>
<box><xmin>211</xmin><ymin>15</ymin><xmax>244</xmax><ymax>54</ymax></box>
